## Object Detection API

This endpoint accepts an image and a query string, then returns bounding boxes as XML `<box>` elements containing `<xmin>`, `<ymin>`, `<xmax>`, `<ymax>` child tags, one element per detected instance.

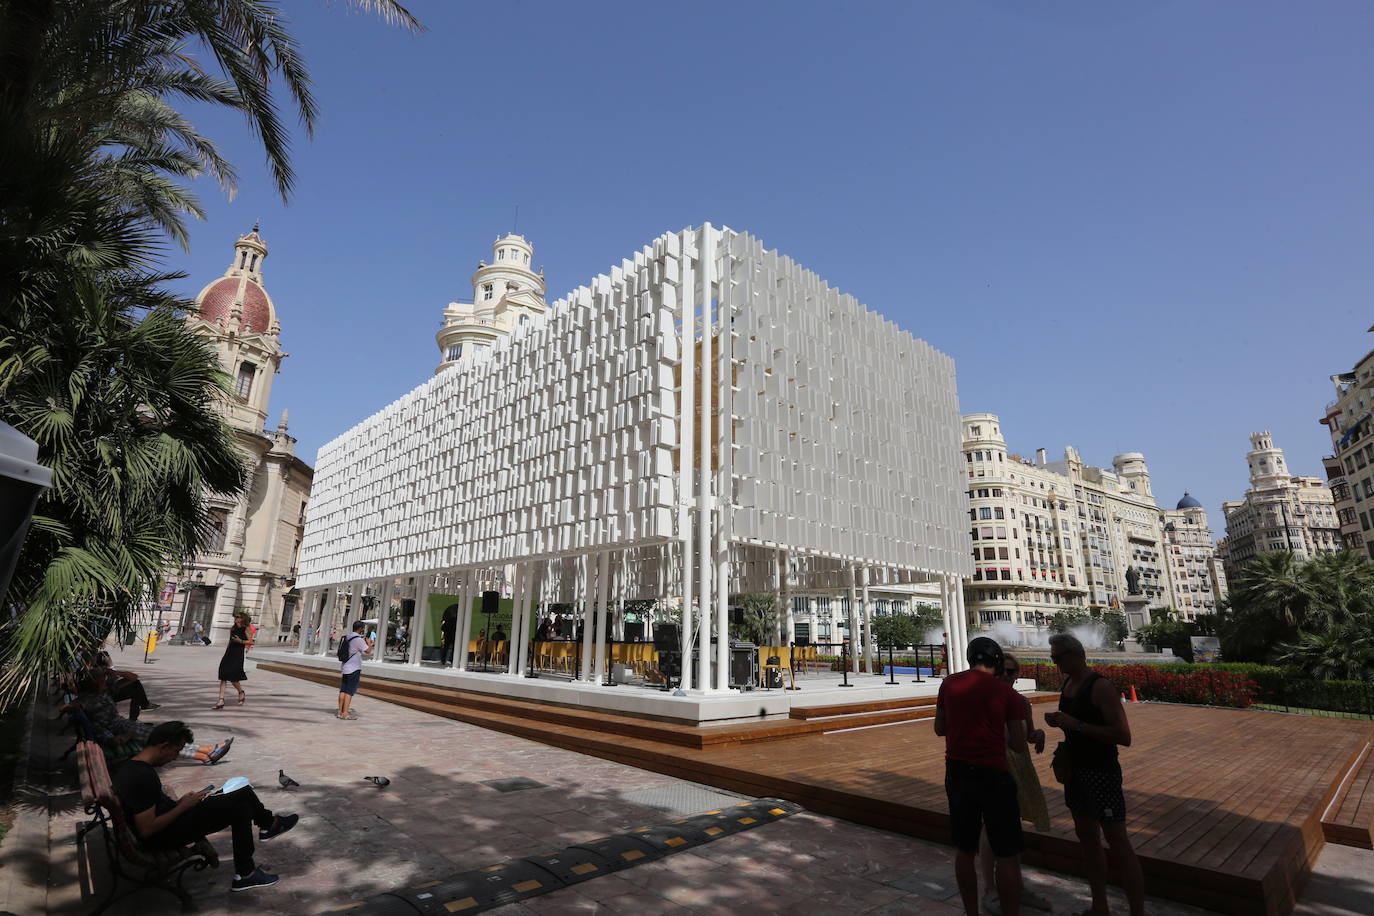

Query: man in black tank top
<box><xmin>1043</xmin><ymin>633</ymin><xmax>1144</xmax><ymax>916</ymax></box>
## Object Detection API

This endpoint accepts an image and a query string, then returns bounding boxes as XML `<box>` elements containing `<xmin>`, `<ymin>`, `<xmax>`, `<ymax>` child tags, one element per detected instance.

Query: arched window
<box><xmin>523</xmin><ymin>253</ymin><xmax>529</xmax><ymax>264</ymax></box>
<box><xmin>238</xmin><ymin>251</ymin><xmax>247</xmax><ymax>269</ymax></box>
<box><xmin>249</xmin><ymin>253</ymin><xmax>258</xmax><ymax>271</ymax></box>
<box><xmin>498</xmin><ymin>249</ymin><xmax>505</xmax><ymax>260</ymax></box>
<box><xmin>235</xmin><ymin>362</ymin><xmax>256</xmax><ymax>399</ymax></box>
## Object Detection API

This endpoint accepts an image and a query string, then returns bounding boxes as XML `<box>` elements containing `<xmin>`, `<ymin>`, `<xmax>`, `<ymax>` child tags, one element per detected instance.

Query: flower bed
<box><xmin>1023</xmin><ymin>663</ymin><xmax>1258</xmax><ymax>709</ymax></box>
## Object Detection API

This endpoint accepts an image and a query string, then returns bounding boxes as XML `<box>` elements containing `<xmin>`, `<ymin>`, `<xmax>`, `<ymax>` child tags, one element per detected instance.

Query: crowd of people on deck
<box><xmin>936</xmin><ymin>632</ymin><xmax>1144</xmax><ymax>916</ymax></box>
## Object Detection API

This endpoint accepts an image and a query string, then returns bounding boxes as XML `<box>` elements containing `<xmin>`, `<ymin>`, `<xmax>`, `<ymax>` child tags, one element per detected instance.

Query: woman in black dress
<box><xmin>212</xmin><ymin>611</ymin><xmax>251</xmax><ymax>709</ymax></box>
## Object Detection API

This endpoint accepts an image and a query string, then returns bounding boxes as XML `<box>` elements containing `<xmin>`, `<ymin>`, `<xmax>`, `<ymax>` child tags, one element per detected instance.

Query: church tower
<box><xmin>436</xmin><ymin>233</ymin><xmax>547</xmax><ymax>373</ymax></box>
<box><xmin>191</xmin><ymin>225</ymin><xmax>282</xmax><ymax>435</ymax></box>
<box><xmin>166</xmin><ymin>227</ymin><xmax>313</xmax><ymax>646</ymax></box>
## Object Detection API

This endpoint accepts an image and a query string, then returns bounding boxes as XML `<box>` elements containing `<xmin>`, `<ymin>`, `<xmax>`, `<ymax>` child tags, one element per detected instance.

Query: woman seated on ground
<box><xmin>61</xmin><ymin>669</ymin><xmax>232</xmax><ymax>765</ymax></box>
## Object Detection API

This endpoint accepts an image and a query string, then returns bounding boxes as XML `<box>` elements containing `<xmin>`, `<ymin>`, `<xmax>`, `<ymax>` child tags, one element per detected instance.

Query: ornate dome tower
<box><xmin>1246</xmin><ymin>431</ymin><xmax>1290</xmax><ymax>491</ymax></box>
<box><xmin>435</xmin><ymin>233</ymin><xmax>547</xmax><ymax>373</ymax></box>
<box><xmin>190</xmin><ymin>225</ymin><xmax>283</xmax><ymax>436</ymax></box>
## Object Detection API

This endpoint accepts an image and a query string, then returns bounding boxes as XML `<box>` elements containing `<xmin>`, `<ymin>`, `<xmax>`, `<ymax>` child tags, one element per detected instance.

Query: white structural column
<box><xmin>453</xmin><ymin>570</ymin><xmax>471</xmax><ymax>671</ymax></box>
<box><xmin>713</xmin><ymin>225</ymin><xmax>730</xmax><ymax>693</ymax></box>
<box><xmin>952</xmin><ymin>577</ymin><xmax>969</xmax><ymax>672</ymax></box>
<box><xmin>374</xmin><ymin>578</ymin><xmax>394</xmax><ymax>663</ymax></box>
<box><xmin>578</xmin><ymin>553</ymin><xmax>596</xmax><ymax>682</ymax></box>
<box><xmin>409</xmin><ymin>574</ymin><xmax>432</xmax><ymax>666</ymax></box>
<box><xmin>779</xmin><ymin>550</ymin><xmax>794</xmax><ymax>646</ymax></box>
<box><xmin>315</xmin><ymin>586</ymin><xmax>336</xmax><ymax>657</ymax></box>
<box><xmin>696</xmin><ymin>225</ymin><xmax>715</xmax><ymax>694</ymax></box>
<box><xmin>848</xmin><ymin>565</ymin><xmax>860</xmax><ymax>674</ymax></box>
<box><xmin>676</xmin><ymin>256</ymin><xmax>695</xmax><ymax>692</ymax></box>
<box><xmin>507</xmin><ymin>563</ymin><xmax>525</xmax><ymax>675</ymax></box>
<box><xmin>939</xmin><ymin>578</ymin><xmax>955</xmax><ymax>673</ymax></box>
<box><xmin>593</xmin><ymin>550</ymin><xmax>611</xmax><ymax>685</ymax></box>
<box><xmin>861</xmin><ymin>566</ymin><xmax>875</xmax><ymax>674</ymax></box>
<box><xmin>295</xmin><ymin>588</ymin><xmax>313</xmax><ymax>654</ymax></box>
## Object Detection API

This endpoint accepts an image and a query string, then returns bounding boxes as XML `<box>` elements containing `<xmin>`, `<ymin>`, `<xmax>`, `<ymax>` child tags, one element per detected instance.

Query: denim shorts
<box><xmin>339</xmin><ymin>670</ymin><xmax>362</xmax><ymax>695</ymax></box>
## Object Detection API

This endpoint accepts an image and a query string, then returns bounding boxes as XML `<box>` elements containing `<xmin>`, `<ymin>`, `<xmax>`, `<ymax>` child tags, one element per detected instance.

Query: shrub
<box><xmin>1023</xmin><ymin>662</ymin><xmax>1258</xmax><ymax>709</ymax></box>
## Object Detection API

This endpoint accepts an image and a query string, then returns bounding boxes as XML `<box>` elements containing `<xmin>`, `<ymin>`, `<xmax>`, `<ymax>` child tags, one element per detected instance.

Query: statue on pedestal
<box><xmin>1125</xmin><ymin>565</ymin><xmax>1142</xmax><ymax>596</ymax></box>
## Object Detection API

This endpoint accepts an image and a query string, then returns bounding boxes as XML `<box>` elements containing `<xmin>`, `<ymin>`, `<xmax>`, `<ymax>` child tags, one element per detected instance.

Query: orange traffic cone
<box><xmin>1129</xmin><ymin>685</ymin><xmax>1139</xmax><ymax>703</ymax></box>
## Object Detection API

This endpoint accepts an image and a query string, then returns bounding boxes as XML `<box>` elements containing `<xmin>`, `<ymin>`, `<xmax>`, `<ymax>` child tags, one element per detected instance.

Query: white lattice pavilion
<box><xmin>281</xmin><ymin>225</ymin><xmax>976</xmax><ymax>707</ymax></box>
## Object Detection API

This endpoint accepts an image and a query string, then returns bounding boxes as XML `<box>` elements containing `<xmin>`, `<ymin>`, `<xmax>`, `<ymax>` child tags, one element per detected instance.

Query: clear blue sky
<box><xmin>166</xmin><ymin>0</ymin><xmax>1374</xmax><ymax>536</ymax></box>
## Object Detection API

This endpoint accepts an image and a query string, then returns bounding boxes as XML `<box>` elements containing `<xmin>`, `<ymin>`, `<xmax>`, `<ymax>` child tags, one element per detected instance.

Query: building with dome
<box><xmin>1221</xmin><ymin>431</ymin><xmax>1339</xmax><ymax>580</ymax></box>
<box><xmin>959</xmin><ymin>415</ymin><xmax>1178</xmax><ymax>637</ymax></box>
<box><xmin>435</xmin><ymin>234</ymin><xmax>548</xmax><ymax>373</ymax></box>
<box><xmin>155</xmin><ymin>228</ymin><xmax>314</xmax><ymax>643</ymax></box>
<box><xmin>1161</xmin><ymin>493</ymin><xmax>1226</xmax><ymax>620</ymax></box>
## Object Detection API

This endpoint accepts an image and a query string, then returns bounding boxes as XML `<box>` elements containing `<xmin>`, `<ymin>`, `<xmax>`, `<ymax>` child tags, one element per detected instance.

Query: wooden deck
<box><xmin>262</xmin><ymin>661</ymin><xmax>1374</xmax><ymax>916</ymax></box>
<box><xmin>1321</xmin><ymin>741</ymin><xmax>1374</xmax><ymax>849</ymax></box>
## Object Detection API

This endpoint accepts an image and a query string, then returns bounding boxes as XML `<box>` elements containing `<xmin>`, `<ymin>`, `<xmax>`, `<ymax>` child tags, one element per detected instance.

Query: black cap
<box><xmin>966</xmin><ymin>636</ymin><xmax>1004</xmax><ymax>669</ymax></box>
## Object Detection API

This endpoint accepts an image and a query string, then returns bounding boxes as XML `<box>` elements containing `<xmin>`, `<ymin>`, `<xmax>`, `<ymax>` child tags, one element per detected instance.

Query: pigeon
<box><xmin>363</xmin><ymin>776</ymin><xmax>390</xmax><ymax>788</ymax></box>
<box><xmin>278</xmin><ymin>769</ymin><xmax>299</xmax><ymax>789</ymax></box>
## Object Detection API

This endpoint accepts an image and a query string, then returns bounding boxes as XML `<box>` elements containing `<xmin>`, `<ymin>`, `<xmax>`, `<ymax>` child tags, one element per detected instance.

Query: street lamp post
<box><xmin>177</xmin><ymin>569</ymin><xmax>205</xmax><ymax>637</ymax></box>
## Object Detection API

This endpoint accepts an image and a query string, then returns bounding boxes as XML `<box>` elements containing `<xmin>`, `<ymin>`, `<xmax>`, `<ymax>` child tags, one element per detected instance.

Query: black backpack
<box><xmin>336</xmin><ymin>632</ymin><xmax>355</xmax><ymax>663</ymax></box>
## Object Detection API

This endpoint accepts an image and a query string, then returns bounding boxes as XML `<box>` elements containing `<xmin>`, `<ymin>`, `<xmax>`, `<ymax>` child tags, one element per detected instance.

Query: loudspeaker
<box><xmin>730</xmin><ymin>646</ymin><xmax>757</xmax><ymax>689</ymax></box>
<box><xmin>653</xmin><ymin>624</ymin><xmax>680</xmax><ymax>651</ymax></box>
<box><xmin>482</xmin><ymin>590</ymin><xmax>500</xmax><ymax>615</ymax></box>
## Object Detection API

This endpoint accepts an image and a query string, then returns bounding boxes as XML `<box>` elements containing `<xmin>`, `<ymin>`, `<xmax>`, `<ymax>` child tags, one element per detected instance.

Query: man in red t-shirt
<box><xmin>935</xmin><ymin>636</ymin><xmax>1028</xmax><ymax>916</ymax></box>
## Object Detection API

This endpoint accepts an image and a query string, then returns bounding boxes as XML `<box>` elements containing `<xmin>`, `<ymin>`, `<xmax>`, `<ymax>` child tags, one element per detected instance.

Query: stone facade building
<box><xmin>1221</xmin><ymin>432</ymin><xmax>1340</xmax><ymax>580</ymax></box>
<box><xmin>435</xmin><ymin>234</ymin><xmax>548</xmax><ymax>374</ymax></box>
<box><xmin>158</xmin><ymin>228</ymin><xmax>313</xmax><ymax>642</ymax></box>
<box><xmin>959</xmin><ymin>415</ymin><xmax>1225</xmax><ymax>638</ymax></box>
<box><xmin>1319</xmin><ymin>345</ymin><xmax>1374</xmax><ymax>557</ymax></box>
<box><xmin>1161</xmin><ymin>494</ymin><xmax>1225</xmax><ymax>621</ymax></box>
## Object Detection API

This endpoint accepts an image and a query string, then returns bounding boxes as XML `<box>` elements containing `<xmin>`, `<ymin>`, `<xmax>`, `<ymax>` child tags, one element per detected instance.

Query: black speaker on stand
<box><xmin>481</xmin><ymin>590</ymin><xmax>500</xmax><ymax>670</ymax></box>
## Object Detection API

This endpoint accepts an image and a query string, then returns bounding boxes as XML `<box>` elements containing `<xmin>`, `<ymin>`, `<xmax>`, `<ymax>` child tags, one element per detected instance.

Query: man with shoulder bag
<box><xmin>336</xmin><ymin>620</ymin><xmax>373</xmax><ymax>720</ymax></box>
<box><xmin>1043</xmin><ymin>633</ymin><xmax>1144</xmax><ymax>916</ymax></box>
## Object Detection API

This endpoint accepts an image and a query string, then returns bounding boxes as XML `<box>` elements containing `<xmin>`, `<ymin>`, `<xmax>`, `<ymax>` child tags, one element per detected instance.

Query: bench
<box><xmin>75</xmin><ymin>741</ymin><xmax>219</xmax><ymax>913</ymax></box>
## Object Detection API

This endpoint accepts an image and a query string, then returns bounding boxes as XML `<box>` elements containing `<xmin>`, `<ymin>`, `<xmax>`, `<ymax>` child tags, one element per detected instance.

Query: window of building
<box><xmin>445</xmin><ymin>343</ymin><xmax>463</xmax><ymax>361</ymax></box>
<box><xmin>979</xmin><ymin>508</ymin><xmax>992</xmax><ymax>520</ymax></box>
<box><xmin>234</xmin><ymin>362</ymin><xmax>255</xmax><ymax>400</ymax></box>
<box><xmin>482</xmin><ymin>283</ymin><xmax>494</xmax><ymax>300</ymax></box>
<box><xmin>994</xmin><ymin>508</ymin><xmax>1005</xmax><ymax>519</ymax></box>
<box><xmin>207</xmin><ymin>507</ymin><xmax>229</xmax><ymax>551</ymax></box>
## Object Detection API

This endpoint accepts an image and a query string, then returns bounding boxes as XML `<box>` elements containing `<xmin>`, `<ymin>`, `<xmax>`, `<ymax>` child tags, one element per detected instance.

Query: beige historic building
<box><xmin>1162</xmin><ymin>494</ymin><xmax>1225</xmax><ymax>621</ymax></box>
<box><xmin>1319</xmin><ymin>343</ymin><xmax>1374</xmax><ymax>557</ymax></box>
<box><xmin>1221</xmin><ymin>431</ymin><xmax>1340</xmax><ymax>580</ymax></box>
<box><xmin>157</xmin><ymin>228</ymin><xmax>313</xmax><ymax>642</ymax></box>
<box><xmin>960</xmin><ymin>414</ymin><xmax>1181</xmax><ymax>638</ymax></box>
<box><xmin>435</xmin><ymin>233</ymin><xmax>548</xmax><ymax>373</ymax></box>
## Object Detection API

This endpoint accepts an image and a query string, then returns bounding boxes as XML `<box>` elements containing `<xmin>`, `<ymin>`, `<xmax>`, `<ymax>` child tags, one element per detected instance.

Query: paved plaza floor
<box><xmin>5</xmin><ymin>642</ymin><xmax>1371</xmax><ymax>914</ymax></box>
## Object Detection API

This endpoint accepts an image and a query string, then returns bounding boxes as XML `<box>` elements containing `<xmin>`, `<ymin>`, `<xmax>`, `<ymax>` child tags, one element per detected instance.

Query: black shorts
<box><xmin>945</xmin><ymin>759</ymin><xmax>1023</xmax><ymax>857</ymax></box>
<box><xmin>1065</xmin><ymin>766</ymin><xmax>1126</xmax><ymax>823</ymax></box>
<box><xmin>340</xmin><ymin>671</ymin><xmax>362</xmax><ymax>695</ymax></box>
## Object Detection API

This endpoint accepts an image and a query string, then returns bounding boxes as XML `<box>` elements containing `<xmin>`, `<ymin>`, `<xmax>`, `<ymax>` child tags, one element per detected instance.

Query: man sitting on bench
<box><xmin>112</xmin><ymin>721</ymin><xmax>299</xmax><ymax>892</ymax></box>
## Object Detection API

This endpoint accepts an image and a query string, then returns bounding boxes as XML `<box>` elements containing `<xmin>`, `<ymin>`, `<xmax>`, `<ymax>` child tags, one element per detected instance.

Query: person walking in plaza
<box><xmin>934</xmin><ymin>636</ymin><xmax>1028</xmax><ymax>916</ymax></box>
<box><xmin>978</xmin><ymin>652</ymin><xmax>1052</xmax><ymax>915</ymax></box>
<box><xmin>112</xmin><ymin>720</ymin><xmax>298</xmax><ymax>892</ymax></box>
<box><xmin>192</xmin><ymin>619</ymin><xmax>205</xmax><ymax>645</ymax></box>
<box><xmin>212</xmin><ymin>611</ymin><xmax>251</xmax><ymax>710</ymax></box>
<box><xmin>336</xmin><ymin>620</ymin><xmax>373</xmax><ymax>720</ymax></box>
<box><xmin>439</xmin><ymin>607</ymin><xmax>458</xmax><ymax>665</ymax></box>
<box><xmin>1043</xmin><ymin>633</ymin><xmax>1145</xmax><ymax>916</ymax></box>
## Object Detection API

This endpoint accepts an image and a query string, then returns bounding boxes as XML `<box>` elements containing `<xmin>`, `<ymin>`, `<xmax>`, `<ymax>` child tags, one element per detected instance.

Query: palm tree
<box><xmin>0</xmin><ymin>0</ymin><xmax>422</xmax><ymax>705</ymax></box>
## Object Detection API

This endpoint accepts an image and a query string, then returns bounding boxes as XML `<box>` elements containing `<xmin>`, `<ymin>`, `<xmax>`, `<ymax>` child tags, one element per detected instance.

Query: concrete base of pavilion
<box><xmin>252</xmin><ymin>649</ymin><xmax>1034</xmax><ymax>725</ymax></box>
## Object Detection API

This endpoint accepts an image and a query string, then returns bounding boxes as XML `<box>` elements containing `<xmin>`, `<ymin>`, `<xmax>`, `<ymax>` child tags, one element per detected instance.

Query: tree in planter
<box><xmin>870</xmin><ymin>612</ymin><xmax>922</xmax><ymax>650</ymax></box>
<box><xmin>729</xmin><ymin>593</ymin><xmax>778</xmax><ymax>646</ymax></box>
<box><xmin>1049</xmin><ymin>610</ymin><xmax>1090</xmax><ymax>633</ymax></box>
<box><xmin>1101</xmin><ymin>610</ymin><xmax>1128</xmax><ymax>647</ymax></box>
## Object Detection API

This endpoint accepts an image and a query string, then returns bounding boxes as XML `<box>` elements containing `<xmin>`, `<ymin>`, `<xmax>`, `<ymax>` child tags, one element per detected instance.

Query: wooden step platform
<box><xmin>258</xmin><ymin>662</ymin><xmax>939</xmax><ymax>749</ymax></box>
<box><xmin>1321</xmin><ymin>742</ymin><xmax>1374</xmax><ymax>849</ymax></box>
<box><xmin>260</xmin><ymin>659</ymin><xmax>1374</xmax><ymax>916</ymax></box>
